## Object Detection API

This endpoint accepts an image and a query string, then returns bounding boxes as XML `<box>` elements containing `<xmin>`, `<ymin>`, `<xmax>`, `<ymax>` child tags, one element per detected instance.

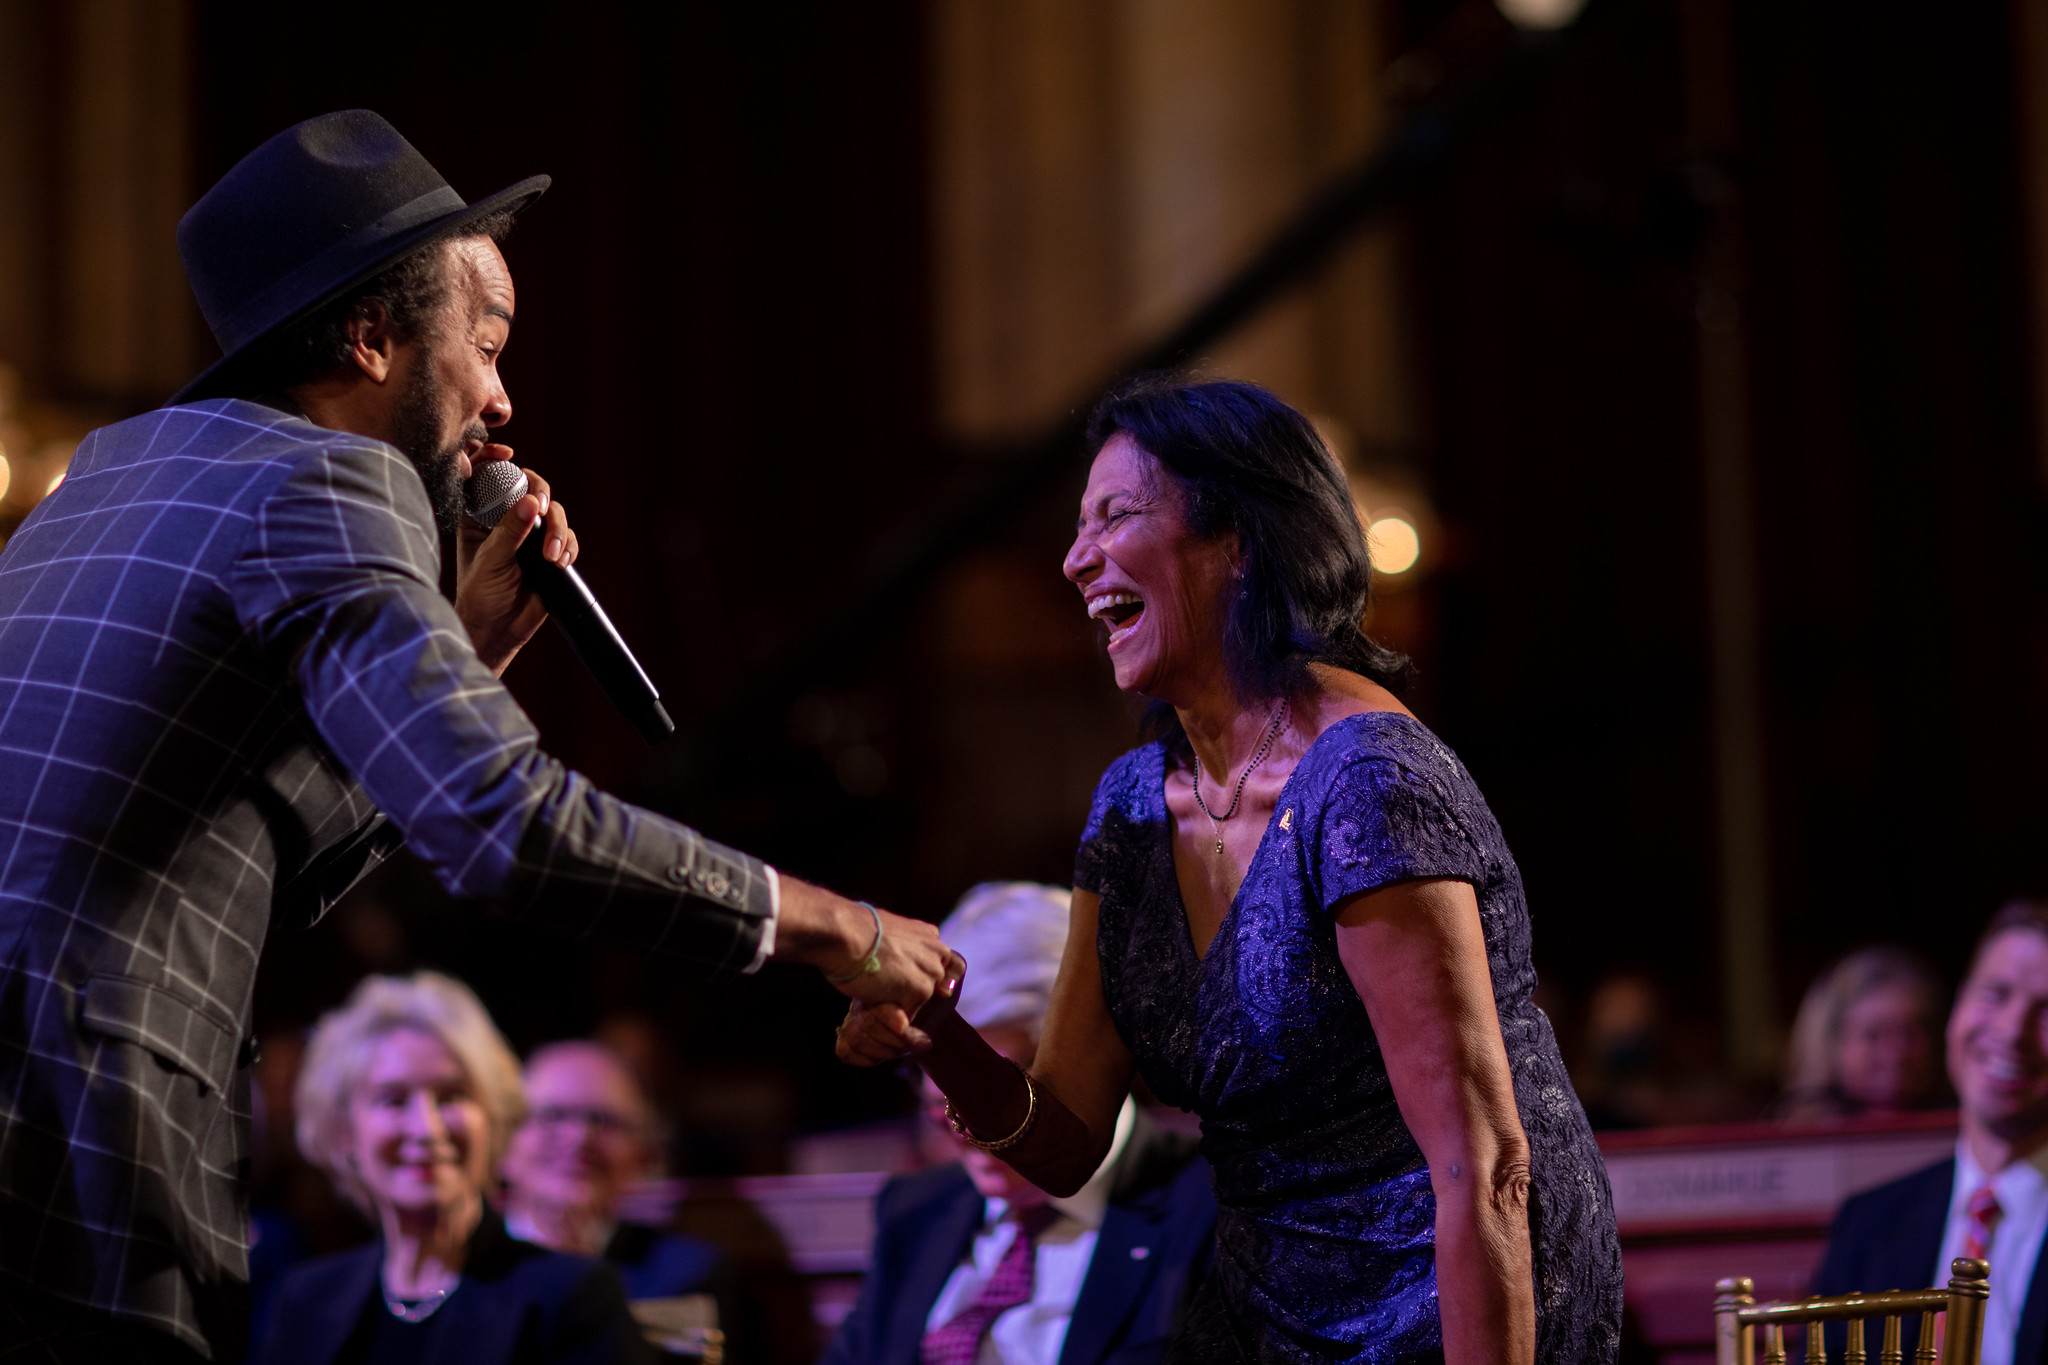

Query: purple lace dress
<box><xmin>1074</xmin><ymin>712</ymin><xmax>1621</xmax><ymax>1364</ymax></box>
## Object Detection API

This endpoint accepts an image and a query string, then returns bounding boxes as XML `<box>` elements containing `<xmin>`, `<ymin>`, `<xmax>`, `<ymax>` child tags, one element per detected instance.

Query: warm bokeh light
<box><xmin>1496</xmin><ymin>0</ymin><xmax>1588</xmax><ymax>30</ymax></box>
<box><xmin>0</xmin><ymin>451</ymin><xmax>10</xmax><ymax>505</ymax></box>
<box><xmin>45</xmin><ymin>470</ymin><xmax>64</xmax><ymax>497</ymax></box>
<box><xmin>1367</xmin><ymin>515</ymin><xmax>1421</xmax><ymax>575</ymax></box>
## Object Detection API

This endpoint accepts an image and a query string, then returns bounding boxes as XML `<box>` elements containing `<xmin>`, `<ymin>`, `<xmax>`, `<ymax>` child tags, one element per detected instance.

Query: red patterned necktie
<box><xmin>1963</xmin><ymin>1184</ymin><xmax>2003</xmax><ymax>1262</ymax></box>
<box><xmin>921</xmin><ymin>1205</ymin><xmax>1060</xmax><ymax>1365</ymax></box>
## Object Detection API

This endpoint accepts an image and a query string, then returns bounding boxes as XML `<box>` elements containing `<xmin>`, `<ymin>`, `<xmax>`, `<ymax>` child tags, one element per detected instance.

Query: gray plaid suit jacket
<box><xmin>0</xmin><ymin>399</ymin><xmax>775</xmax><ymax>1358</ymax></box>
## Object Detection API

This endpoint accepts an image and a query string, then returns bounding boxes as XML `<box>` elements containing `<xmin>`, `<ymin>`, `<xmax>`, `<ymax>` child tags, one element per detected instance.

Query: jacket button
<box><xmin>706</xmin><ymin>872</ymin><xmax>730</xmax><ymax>898</ymax></box>
<box><xmin>1129</xmin><ymin>1246</ymin><xmax>1150</xmax><ymax>1260</ymax></box>
<box><xmin>239</xmin><ymin>1036</ymin><xmax>263</xmax><ymax>1069</ymax></box>
<box><xmin>666</xmin><ymin>864</ymin><xmax>690</xmax><ymax>886</ymax></box>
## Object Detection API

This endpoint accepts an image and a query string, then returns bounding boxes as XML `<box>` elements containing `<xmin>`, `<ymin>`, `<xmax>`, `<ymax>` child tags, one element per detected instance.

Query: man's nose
<box><xmin>484</xmin><ymin>375</ymin><xmax>512</xmax><ymax>428</ymax></box>
<box><xmin>1991</xmin><ymin>998</ymin><xmax>2039</xmax><ymax>1049</ymax></box>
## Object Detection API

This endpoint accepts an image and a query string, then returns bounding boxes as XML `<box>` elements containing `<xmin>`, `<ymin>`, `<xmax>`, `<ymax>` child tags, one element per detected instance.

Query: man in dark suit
<box><xmin>0</xmin><ymin>111</ymin><xmax>960</xmax><ymax>1362</ymax></box>
<box><xmin>1817</xmin><ymin>901</ymin><xmax>2048</xmax><ymax>1365</ymax></box>
<box><xmin>824</xmin><ymin>884</ymin><xmax>1216</xmax><ymax>1365</ymax></box>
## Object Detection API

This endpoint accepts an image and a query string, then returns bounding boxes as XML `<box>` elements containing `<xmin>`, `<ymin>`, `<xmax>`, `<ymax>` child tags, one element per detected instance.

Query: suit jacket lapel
<box><xmin>1886</xmin><ymin>1159</ymin><xmax>1956</xmax><ymax>1364</ymax></box>
<box><xmin>889</xmin><ymin>1182</ymin><xmax>987</xmax><ymax>1361</ymax></box>
<box><xmin>1058</xmin><ymin>1197</ymin><xmax>1164</xmax><ymax>1365</ymax></box>
<box><xmin>1895</xmin><ymin>1159</ymin><xmax>1956</xmax><ymax>1293</ymax></box>
<box><xmin>2014</xmin><ymin>1203</ymin><xmax>2048</xmax><ymax>1365</ymax></box>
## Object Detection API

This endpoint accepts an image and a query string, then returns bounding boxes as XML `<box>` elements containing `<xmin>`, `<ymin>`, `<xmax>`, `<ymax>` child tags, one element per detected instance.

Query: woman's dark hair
<box><xmin>228</xmin><ymin>210</ymin><xmax>516</xmax><ymax>399</ymax></box>
<box><xmin>1085</xmin><ymin>375</ymin><xmax>1412</xmax><ymax>743</ymax></box>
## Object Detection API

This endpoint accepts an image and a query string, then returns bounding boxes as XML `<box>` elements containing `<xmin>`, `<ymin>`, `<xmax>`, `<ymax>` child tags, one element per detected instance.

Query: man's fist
<box><xmin>455</xmin><ymin>445</ymin><xmax>578</xmax><ymax>674</ymax></box>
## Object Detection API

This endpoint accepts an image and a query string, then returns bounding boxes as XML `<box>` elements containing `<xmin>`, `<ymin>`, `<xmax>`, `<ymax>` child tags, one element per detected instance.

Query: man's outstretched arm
<box><xmin>228</xmin><ymin>435</ymin><xmax>957</xmax><ymax>1010</ymax></box>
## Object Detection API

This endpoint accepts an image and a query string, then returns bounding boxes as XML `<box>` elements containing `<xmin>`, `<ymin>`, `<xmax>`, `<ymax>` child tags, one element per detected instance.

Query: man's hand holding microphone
<box><xmin>454</xmin><ymin>443</ymin><xmax>576</xmax><ymax>677</ymax></box>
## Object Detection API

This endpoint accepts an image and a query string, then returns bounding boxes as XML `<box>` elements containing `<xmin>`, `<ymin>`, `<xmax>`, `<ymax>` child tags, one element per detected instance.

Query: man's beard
<box><xmin>389</xmin><ymin>346</ymin><xmax>484</xmax><ymax>538</ymax></box>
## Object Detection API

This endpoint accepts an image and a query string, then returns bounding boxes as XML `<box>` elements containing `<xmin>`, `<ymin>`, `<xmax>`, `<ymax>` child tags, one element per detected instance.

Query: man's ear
<box><xmin>345</xmin><ymin>302</ymin><xmax>399</xmax><ymax>384</ymax></box>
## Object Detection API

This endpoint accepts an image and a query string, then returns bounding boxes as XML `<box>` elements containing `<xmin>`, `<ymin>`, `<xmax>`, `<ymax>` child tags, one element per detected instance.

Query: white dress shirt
<box><xmin>925</xmin><ymin>1098</ymin><xmax>1139</xmax><ymax>1365</ymax></box>
<box><xmin>743</xmin><ymin>866</ymin><xmax>780</xmax><ymax>972</ymax></box>
<box><xmin>1933</xmin><ymin>1140</ymin><xmax>2048</xmax><ymax>1365</ymax></box>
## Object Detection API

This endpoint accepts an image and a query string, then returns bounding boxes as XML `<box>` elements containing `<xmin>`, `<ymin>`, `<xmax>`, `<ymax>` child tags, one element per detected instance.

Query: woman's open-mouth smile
<box><xmin>1087</xmin><ymin>590</ymin><xmax>1146</xmax><ymax>649</ymax></box>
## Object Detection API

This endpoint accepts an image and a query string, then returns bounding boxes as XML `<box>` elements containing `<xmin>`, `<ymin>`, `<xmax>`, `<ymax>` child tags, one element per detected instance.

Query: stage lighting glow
<box><xmin>0</xmin><ymin>452</ymin><xmax>10</xmax><ymax>504</ymax></box>
<box><xmin>46</xmin><ymin>470</ymin><xmax>65</xmax><ymax>497</ymax></box>
<box><xmin>1367</xmin><ymin>515</ymin><xmax>1421</xmax><ymax>575</ymax></box>
<box><xmin>1496</xmin><ymin>0</ymin><xmax>1586</xmax><ymax>30</ymax></box>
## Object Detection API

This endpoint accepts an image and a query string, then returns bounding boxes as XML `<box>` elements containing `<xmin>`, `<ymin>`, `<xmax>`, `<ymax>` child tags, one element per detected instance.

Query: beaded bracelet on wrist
<box><xmin>824</xmin><ymin>901</ymin><xmax>884</xmax><ymax>984</ymax></box>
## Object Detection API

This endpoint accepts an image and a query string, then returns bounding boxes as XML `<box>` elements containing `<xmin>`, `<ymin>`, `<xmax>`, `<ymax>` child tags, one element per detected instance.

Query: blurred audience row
<box><xmin>253</xmin><ymin>874</ymin><xmax>2003</xmax><ymax>1363</ymax></box>
<box><xmin>250</xmin><ymin>882</ymin><xmax>1216</xmax><ymax>1365</ymax></box>
<box><xmin>251</xmin><ymin>973</ymin><xmax>730</xmax><ymax>1364</ymax></box>
<box><xmin>1566</xmin><ymin>944</ymin><xmax>1950</xmax><ymax>1131</ymax></box>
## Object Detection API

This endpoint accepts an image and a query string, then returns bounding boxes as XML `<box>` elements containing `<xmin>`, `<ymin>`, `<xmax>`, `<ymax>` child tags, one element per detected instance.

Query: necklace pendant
<box><xmin>1215</xmin><ymin>838</ymin><xmax>1225</xmax><ymax>855</ymax></box>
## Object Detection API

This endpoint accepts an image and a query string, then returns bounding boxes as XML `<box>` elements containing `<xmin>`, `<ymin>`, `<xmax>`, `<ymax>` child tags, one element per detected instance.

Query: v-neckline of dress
<box><xmin>1161</xmin><ymin>710</ymin><xmax>1412</xmax><ymax>966</ymax></box>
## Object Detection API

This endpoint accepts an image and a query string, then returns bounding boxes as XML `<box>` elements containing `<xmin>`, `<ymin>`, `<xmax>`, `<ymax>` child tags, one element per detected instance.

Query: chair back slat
<box><xmin>1881</xmin><ymin>1313</ymin><xmax>1903</xmax><ymax>1364</ymax></box>
<box><xmin>1762</xmin><ymin>1321</ymin><xmax>1785</xmax><ymax>1365</ymax></box>
<box><xmin>1915</xmin><ymin>1313</ymin><xmax>1939</xmax><ymax>1364</ymax></box>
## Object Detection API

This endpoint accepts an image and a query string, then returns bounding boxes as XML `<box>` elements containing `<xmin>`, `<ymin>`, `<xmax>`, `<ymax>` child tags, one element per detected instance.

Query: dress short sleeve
<box><xmin>1311</xmin><ymin>753</ymin><xmax>1488</xmax><ymax>913</ymax></box>
<box><xmin>1073</xmin><ymin>747</ymin><xmax>1154</xmax><ymax>896</ymax></box>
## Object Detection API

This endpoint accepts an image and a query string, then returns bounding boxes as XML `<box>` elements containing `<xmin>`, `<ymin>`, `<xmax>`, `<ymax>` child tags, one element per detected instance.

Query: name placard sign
<box><xmin>1601</xmin><ymin>1116</ymin><xmax>1956</xmax><ymax>1234</ymax></box>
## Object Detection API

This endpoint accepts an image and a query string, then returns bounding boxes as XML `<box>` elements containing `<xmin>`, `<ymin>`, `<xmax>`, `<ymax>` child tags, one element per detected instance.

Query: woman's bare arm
<box><xmin>836</xmin><ymin>888</ymin><xmax>1134</xmax><ymax>1196</ymax></box>
<box><xmin>1334</xmin><ymin>877</ymin><xmax>1535</xmax><ymax>1365</ymax></box>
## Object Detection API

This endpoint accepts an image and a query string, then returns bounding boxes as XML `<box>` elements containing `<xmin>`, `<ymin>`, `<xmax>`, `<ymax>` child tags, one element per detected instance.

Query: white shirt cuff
<box><xmin>742</xmin><ymin>865</ymin><xmax>781</xmax><ymax>975</ymax></box>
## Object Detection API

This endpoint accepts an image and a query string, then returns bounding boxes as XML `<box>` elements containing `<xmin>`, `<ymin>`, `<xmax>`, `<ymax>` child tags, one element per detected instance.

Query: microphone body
<box><xmin>465</xmin><ymin>462</ymin><xmax>675</xmax><ymax>746</ymax></box>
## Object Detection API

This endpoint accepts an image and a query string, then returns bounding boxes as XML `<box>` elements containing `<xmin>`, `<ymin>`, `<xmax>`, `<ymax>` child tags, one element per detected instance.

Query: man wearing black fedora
<box><xmin>0</xmin><ymin>110</ymin><xmax>961</xmax><ymax>1361</ymax></box>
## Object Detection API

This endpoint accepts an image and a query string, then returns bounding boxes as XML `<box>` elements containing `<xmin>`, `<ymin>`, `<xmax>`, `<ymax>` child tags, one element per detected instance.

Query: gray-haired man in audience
<box><xmin>826</xmin><ymin>882</ymin><xmax>1218</xmax><ymax>1365</ymax></box>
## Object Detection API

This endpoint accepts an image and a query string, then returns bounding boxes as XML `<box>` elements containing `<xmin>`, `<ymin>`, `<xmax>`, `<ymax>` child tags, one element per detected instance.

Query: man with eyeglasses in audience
<box><xmin>502</xmin><ymin>1043</ymin><xmax>732</xmax><ymax>1312</ymax></box>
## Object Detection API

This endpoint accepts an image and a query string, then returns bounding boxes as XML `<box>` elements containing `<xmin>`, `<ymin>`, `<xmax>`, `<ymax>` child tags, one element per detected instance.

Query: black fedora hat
<box><xmin>172</xmin><ymin>109</ymin><xmax>548</xmax><ymax>403</ymax></box>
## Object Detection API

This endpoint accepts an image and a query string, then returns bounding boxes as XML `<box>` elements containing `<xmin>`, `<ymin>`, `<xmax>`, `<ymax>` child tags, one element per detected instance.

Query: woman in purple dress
<box><xmin>838</xmin><ymin>378</ymin><xmax>1621</xmax><ymax>1364</ymax></box>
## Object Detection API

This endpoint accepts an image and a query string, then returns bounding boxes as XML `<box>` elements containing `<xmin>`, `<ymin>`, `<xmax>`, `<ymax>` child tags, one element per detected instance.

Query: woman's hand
<box><xmin>455</xmin><ymin>446</ymin><xmax>578</xmax><ymax>675</ymax></box>
<box><xmin>834</xmin><ymin>999</ymin><xmax>936</xmax><ymax>1066</ymax></box>
<box><xmin>879</xmin><ymin>888</ymin><xmax>1141</xmax><ymax>1200</ymax></box>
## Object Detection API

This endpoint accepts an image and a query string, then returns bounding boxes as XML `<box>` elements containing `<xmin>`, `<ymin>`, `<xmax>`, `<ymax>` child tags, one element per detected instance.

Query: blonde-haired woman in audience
<box><xmin>256</xmin><ymin>972</ymin><xmax>651</xmax><ymax>1365</ymax></box>
<box><xmin>1771</xmin><ymin>946</ymin><xmax>1949</xmax><ymax>1123</ymax></box>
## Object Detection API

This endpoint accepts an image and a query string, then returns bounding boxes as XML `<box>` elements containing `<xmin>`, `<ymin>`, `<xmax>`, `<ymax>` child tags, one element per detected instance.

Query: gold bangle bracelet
<box><xmin>944</xmin><ymin>1061</ymin><xmax>1039</xmax><ymax>1154</ymax></box>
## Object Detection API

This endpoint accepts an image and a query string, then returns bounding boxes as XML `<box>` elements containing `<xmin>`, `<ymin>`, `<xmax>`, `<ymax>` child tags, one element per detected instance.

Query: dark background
<box><xmin>7</xmin><ymin>0</ymin><xmax>2043</xmax><ymax>1153</ymax></box>
<box><xmin>221</xmin><ymin>0</ymin><xmax>2048</xmax><ymax>1123</ymax></box>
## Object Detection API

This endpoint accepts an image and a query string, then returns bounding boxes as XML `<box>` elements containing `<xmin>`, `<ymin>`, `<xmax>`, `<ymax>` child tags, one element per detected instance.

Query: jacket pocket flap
<box><xmin>80</xmin><ymin>975</ymin><xmax>238</xmax><ymax>1096</ymax></box>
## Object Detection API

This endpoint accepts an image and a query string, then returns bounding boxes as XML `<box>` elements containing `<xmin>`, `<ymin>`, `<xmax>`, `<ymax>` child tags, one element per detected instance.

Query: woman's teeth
<box><xmin>1086</xmin><ymin>592</ymin><xmax>1146</xmax><ymax>645</ymax></box>
<box><xmin>1086</xmin><ymin>591</ymin><xmax>1139</xmax><ymax>618</ymax></box>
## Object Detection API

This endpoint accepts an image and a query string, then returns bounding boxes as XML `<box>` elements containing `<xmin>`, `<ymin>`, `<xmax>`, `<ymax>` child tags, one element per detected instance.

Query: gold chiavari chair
<box><xmin>1713</xmin><ymin>1259</ymin><xmax>1988</xmax><ymax>1365</ymax></box>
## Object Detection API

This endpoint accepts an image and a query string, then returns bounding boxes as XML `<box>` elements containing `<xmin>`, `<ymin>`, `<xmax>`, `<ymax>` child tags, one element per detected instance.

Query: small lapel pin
<box><xmin>1279</xmin><ymin>808</ymin><xmax>1293</xmax><ymax>832</ymax></box>
<box><xmin>1129</xmin><ymin>1246</ymin><xmax>1151</xmax><ymax>1260</ymax></box>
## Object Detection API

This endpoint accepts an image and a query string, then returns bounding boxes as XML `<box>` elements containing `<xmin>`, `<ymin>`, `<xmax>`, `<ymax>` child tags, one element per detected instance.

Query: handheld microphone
<box><xmin>463</xmin><ymin>461</ymin><xmax>675</xmax><ymax>747</ymax></box>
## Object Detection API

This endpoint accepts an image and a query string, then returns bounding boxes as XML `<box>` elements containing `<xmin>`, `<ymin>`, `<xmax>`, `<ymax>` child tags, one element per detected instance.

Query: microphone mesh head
<box><xmin>463</xmin><ymin>460</ymin><xmax>529</xmax><ymax>530</ymax></box>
